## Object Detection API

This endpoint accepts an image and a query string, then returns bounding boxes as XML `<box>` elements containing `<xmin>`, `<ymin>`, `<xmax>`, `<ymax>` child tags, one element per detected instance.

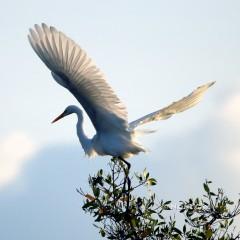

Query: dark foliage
<box><xmin>77</xmin><ymin>158</ymin><xmax>240</xmax><ymax>240</ymax></box>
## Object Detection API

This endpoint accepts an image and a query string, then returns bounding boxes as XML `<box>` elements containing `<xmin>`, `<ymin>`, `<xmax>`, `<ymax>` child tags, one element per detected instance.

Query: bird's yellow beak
<box><xmin>51</xmin><ymin>112</ymin><xmax>65</xmax><ymax>123</ymax></box>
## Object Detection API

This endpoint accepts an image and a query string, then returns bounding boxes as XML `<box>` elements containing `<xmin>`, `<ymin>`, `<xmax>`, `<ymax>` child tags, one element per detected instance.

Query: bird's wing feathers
<box><xmin>28</xmin><ymin>23</ymin><xmax>128</xmax><ymax>132</ymax></box>
<box><xmin>129</xmin><ymin>82</ymin><xmax>215</xmax><ymax>129</ymax></box>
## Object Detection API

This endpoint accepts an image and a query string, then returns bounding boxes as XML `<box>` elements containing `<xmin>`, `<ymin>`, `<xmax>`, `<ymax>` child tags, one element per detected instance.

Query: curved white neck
<box><xmin>75</xmin><ymin>108</ymin><xmax>92</xmax><ymax>155</ymax></box>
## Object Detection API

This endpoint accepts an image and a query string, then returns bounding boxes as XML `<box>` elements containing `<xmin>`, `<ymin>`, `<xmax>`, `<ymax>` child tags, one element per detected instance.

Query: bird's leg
<box><xmin>118</xmin><ymin>157</ymin><xmax>128</xmax><ymax>194</ymax></box>
<box><xmin>118</xmin><ymin>157</ymin><xmax>131</xmax><ymax>192</ymax></box>
<box><xmin>118</xmin><ymin>157</ymin><xmax>131</xmax><ymax>213</ymax></box>
<box><xmin>119</xmin><ymin>156</ymin><xmax>131</xmax><ymax>171</ymax></box>
<box><xmin>125</xmin><ymin>173</ymin><xmax>131</xmax><ymax>214</ymax></box>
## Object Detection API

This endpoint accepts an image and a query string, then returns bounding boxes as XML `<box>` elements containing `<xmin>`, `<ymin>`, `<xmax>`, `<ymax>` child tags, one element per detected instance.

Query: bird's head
<box><xmin>51</xmin><ymin>105</ymin><xmax>82</xmax><ymax>123</ymax></box>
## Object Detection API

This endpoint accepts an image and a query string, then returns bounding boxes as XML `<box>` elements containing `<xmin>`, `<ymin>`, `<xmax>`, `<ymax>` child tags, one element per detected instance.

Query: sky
<box><xmin>1</xmin><ymin>0</ymin><xmax>240</xmax><ymax>239</ymax></box>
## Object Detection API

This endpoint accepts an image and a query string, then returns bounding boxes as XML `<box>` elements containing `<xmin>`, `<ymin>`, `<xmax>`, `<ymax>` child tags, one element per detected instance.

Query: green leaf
<box><xmin>143</xmin><ymin>168</ymin><xmax>150</xmax><ymax>180</ymax></box>
<box><xmin>100</xmin><ymin>229</ymin><xmax>105</xmax><ymax>237</ymax></box>
<box><xmin>147</xmin><ymin>178</ymin><xmax>157</xmax><ymax>186</ymax></box>
<box><xmin>183</xmin><ymin>225</ymin><xmax>186</xmax><ymax>234</ymax></box>
<box><xmin>93</xmin><ymin>187</ymin><xmax>100</xmax><ymax>198</ymax></box>
<box><xmin>203</xmin><ymin>183</ymin><xmax>210</xmax><ymax>194</ymax></box>
<box><xmin>205</xmin><ymin>229</ymin><xmax>213</xmax><ymax>238</ymax></box>
<box><xmin>131</xmin><ymin>218</ymin><xmax>137</xmax><ymax>227</ymax></box>
<box><xmin>173</xmin><ymin>227</ymin><xmax>182</xmax><ymax>235</ymax></box>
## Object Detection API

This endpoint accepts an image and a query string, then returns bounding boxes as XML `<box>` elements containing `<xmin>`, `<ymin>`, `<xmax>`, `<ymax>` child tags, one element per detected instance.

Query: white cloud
<box><xmin>216</xmin><ymin>93</ymin><xmax>240</xmax><ymax>171</ymax></box>
<box><xmin>226</xmin><ymin>150</ymin><xmax>240</xmax><ymax>171</ymax></box>
<box><xmin>0</xmin><ymin>132</ymin><xmax>37</xmax><ymax>188</ymax></box>
<box><xmin>221</xmin><ymin>94</ymin><xmax>240</xmax><ymax>128</ymax></box>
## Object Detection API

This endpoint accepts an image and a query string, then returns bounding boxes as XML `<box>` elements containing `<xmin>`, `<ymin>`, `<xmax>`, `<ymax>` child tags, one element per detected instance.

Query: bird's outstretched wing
<box><xmin>129</xmin><ymin>82</ymin><xmax>215</xmax><ymax>129</ymax></box>
<box><xmin>28</xmin><ymin>23</ymin><xmax>128</xmax><ymax>132</ymax></box>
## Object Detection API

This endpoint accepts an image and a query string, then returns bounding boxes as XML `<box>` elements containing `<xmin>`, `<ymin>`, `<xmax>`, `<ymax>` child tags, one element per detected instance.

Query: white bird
<box><xmin>28</xmin><ymin>23</ymin><xmax>215</xmax><ymax>161</ymax></box>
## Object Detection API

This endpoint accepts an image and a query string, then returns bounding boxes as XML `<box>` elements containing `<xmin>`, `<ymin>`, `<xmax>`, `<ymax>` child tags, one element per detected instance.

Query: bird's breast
<box><xmin>92</xmin><ymin>131</ymin><xmax>143</xmax><ymax>158</ymax></box>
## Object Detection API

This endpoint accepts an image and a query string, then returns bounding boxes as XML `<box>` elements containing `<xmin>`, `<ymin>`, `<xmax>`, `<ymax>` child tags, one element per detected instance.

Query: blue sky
<box><xmin>1</xmin><ymin>1</ymin><xmax>240</xmax><ymax>239</ymax></box>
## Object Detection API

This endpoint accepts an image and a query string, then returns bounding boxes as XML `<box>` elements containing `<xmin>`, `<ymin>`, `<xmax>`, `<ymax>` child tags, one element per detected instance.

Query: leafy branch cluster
<box><xmin>78</xmin><ymin>158</ymin><xmax>240</xmax><ymax>240</ymax></box>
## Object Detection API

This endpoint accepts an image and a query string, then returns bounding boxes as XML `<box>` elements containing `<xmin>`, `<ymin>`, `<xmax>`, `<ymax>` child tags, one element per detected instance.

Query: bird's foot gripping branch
<box><xmin>77</xmin><ymin>158</ymin><xmax>240</xmax><ymax>240</ymax></box>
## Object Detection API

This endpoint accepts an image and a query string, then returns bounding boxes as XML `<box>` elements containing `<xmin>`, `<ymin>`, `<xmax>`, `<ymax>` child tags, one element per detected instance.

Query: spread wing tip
<box><xmin>129</xmin><ymin>81</ymin><xmax>215</xmax><ymax>129</ymax></box>
<box><xmin>209</xmin><ymin>81</ymin><xmax>216</xmax><ymax>87</ymax></box>
<box><xmin>201</xmin><ymin>81</ymin><xmax>216</xmax><ymax>90</ymax></box>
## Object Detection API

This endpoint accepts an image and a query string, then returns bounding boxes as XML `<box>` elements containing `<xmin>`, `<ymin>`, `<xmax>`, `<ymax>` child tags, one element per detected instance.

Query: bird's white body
<box><xmin>70</xmin><ymin>105</ymin><xmax>144</xmax><ymax>158</ymax></box>
<box><xmin>28</xmin><ymin>23</ymin><xmax>215</xmax><ymax>159</ymax></box>
<box><xmin>91</xmin><ymin>131</ymin><xmax>144</xmax><ymax>158</ymax></box>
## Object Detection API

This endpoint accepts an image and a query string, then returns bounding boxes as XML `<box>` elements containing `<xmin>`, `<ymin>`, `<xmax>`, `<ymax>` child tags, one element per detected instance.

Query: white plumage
<box><xmin>28</xmin><ymin>23</ymin><xmax>215</xmax><ymax>159</ymax></box>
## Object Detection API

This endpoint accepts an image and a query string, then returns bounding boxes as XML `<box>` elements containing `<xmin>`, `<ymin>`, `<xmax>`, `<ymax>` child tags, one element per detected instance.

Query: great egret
<box><xmin>28</xmin><ymin>23</ymin><xmax>215</xmax><ymax>160</ymax></box>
